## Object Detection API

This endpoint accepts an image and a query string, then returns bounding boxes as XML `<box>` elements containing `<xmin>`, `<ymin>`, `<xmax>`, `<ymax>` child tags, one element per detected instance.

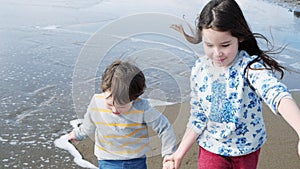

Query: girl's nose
<box><xmin>214</xmin><ymin>48</ymin><xmax>223</xmax><ymax>57</ymax></box>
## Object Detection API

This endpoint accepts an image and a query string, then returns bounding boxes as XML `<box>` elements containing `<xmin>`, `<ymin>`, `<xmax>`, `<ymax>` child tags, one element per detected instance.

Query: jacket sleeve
<box><xmin>187</xmin><ymin>60</ymin><xmax>208</xmax><ymax>134</ymax></box>
<box><xmin>247</xmin><ymin>62</ymin><xmax>292</xmax><ymax>115</ymax></box>
<box><xmin>74</xmin><ymin>95</ymin><xmax>96</xmax><ymax>141</ymax></box>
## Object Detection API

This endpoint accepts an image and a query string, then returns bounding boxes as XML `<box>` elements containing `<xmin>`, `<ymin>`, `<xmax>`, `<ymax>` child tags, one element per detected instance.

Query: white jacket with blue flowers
<box><xmin>188</xmin><ymin>50</ymin><xmax>292</xmax><ymax>156</ymax></box>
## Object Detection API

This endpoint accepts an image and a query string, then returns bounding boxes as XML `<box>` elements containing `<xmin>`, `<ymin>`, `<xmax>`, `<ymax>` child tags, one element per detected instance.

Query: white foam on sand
<box><xmin>290</xmin><ymin>89</ymin><xmax>300</xmax><ymax>92</ymax></box>
<box><xmin>148</xmin><ymin>98</ymin><xmax>176</xmax><ymax>107</ymax></box>
<box><xmin>54</xmin><ymin>119</ymin><xmax>97</xmax><ymax>169</ymax></box>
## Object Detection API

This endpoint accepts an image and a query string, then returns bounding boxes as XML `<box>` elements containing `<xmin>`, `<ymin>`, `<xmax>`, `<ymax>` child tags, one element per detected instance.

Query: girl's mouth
<box><xmin>217</xmin><ymin>58</ymin><xmax>225</xmax><ymax>62</ymax></box>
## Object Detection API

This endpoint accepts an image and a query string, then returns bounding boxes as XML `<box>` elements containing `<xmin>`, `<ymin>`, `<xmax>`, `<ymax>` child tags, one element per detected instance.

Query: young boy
<box><xmin>69</xmin><ymin>60</ymin><xmax>177</xmax><ymax>169</ymax></box>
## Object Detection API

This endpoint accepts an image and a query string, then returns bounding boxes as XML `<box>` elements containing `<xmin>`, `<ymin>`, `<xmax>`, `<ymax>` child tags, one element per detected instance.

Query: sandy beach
<box><xmin>1</xmin><ymin>0</ymin><xmax>300</xmax><ymax>168</ymax></box>
<box><xmin>70</xmin><ymin>1</ymin><xmax>300</xmax><ymax>168</ymax></box>
<box><xmin>72</xmin><ymin>91</ymin><xmax>300</xmax><ymax>169</ymax></box>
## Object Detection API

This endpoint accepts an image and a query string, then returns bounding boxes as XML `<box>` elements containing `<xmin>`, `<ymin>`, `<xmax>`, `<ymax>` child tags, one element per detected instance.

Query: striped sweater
<box><xmin>74</xmin><ymin>94</ymin><xmax>177</xmax><ymax>160</ymax></box>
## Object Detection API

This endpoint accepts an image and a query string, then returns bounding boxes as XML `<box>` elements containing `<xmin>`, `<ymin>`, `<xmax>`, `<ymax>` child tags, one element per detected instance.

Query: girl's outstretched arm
<box><xmin>278</xmin><ymin>97</ymin><xmax>300</xmax><ymax>156</ymax></box>
<box><xmin>163</xmin><ymin>128</ymin><xmax>200</xmax><ymax>169</ymax></box>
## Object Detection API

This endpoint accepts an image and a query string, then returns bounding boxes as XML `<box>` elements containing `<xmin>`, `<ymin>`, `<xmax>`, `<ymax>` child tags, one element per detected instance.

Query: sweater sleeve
<box><xmin>247</xmin><ymin>62</ymin><xmax>292</xmax><ymax>115</ymax></box>
<box><xmin>187</xmin><ymin>60</ymin><xmax>208</xmax><ymax>134</ymax></box>
<box><xmin>143</xmin><ymin>102</ymin><xmax>177</xmax><ymax>157</ymax></box>
<box><xmin>74</xmin><ymin>95</ymin><xmax>96</xmax><ymax>141</ymax></box>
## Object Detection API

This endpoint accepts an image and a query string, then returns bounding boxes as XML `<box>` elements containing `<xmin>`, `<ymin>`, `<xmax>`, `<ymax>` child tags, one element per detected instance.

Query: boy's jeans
<box><xmin>99</xmin><ymin>157</ymin><xmax>147</xmax><ymax>169</ymax></box>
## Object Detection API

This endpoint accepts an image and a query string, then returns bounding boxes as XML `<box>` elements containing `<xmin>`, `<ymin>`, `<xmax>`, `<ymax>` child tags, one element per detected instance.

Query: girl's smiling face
<box><xmin>104</xmin><ymin>91</ymin><xmax>133</xmax><ymax>115</ymax></box>
<box><xmin>202</xmin><ymin>28</ymin><xmax>239</xmax><ymax>68</ymax></box>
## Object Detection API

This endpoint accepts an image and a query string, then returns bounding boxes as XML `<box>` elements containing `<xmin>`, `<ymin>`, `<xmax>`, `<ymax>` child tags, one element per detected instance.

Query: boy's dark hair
<box><xmin>101</xmin><ymin>60</ymin><xmax>146</xmax><ymax>105</ymax></box>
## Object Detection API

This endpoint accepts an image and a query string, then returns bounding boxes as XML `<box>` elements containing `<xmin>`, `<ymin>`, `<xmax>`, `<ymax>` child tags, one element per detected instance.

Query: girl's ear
<box><xmin>238</xmin><ymin>38</ymin><xmax>244</xmax><ymax>43</ymax></box>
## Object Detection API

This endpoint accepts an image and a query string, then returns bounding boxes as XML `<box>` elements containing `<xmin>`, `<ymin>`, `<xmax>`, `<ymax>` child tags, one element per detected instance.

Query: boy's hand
<box><xmin>68</xmin><ymin>131</ymin><xmax>78</xmax><ymax>142</ymax></box>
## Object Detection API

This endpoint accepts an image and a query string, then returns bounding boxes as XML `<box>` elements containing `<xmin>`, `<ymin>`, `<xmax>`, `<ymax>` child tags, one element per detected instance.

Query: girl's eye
<box><xmin>206</xmin><ymin>44</ymin><xmax>213</xmax><ymax>47</ymax></box>
<box><xmin>222</xmin><ymin>44</ymin><xmax>230</xmax><ymax>47</ymax></box>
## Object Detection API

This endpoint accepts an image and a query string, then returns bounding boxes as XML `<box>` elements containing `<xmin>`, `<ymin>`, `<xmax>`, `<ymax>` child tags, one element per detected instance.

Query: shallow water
<box><xmin>1</xmin><ymin>0</ymin><xmax>300</xmax><ymax>168</ymax></box>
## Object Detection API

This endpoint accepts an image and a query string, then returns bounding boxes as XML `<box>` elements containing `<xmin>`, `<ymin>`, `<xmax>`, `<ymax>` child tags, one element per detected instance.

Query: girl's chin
<box><xmin>213</xmin><ymin>59</ymin><xmax>232</xmax><ymax>67</ymax></box>
<box><xmin>213</xmin><ymin>62</ymin><xmax>226</xmax><ymax>67</ymax></box>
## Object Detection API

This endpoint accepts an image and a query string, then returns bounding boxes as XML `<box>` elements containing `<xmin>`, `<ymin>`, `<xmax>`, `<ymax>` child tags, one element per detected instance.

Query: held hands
<box><xmin>162</xmin><ymin>160</ymin><xmax>175</xmax><ymax>169</ymax></box>
<box><xmin>162</xmin><ymin>154</ymin><xmax>182</xmax><ymax>169</ymax></box>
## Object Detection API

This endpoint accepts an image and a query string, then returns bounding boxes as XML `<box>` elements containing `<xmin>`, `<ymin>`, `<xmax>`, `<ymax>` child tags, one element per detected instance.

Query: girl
<box><xmin>164</xmin><ymin>0</ymin><xmax>300</xmax><ymax>168</ymax></box>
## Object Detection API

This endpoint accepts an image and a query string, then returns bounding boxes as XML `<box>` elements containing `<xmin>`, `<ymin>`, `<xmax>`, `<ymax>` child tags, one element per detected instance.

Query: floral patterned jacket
<box><xmin>188</xmin><ymin>50</ymin><xmax>291</xmax><ymax>156</ymax></box>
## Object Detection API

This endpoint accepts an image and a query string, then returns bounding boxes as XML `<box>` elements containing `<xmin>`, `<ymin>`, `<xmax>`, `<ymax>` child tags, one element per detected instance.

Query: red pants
<box><xmin>198</xmin><ymin>147</ymin><xmax>261</xmax><ymax>169</ymax></box>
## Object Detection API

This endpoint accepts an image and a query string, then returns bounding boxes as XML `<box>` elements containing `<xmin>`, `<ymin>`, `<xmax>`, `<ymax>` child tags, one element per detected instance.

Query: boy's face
<box><xmin>104</xmin><ymin>91</ymin><xmax>133</xmax><ymax>115</ymax></box>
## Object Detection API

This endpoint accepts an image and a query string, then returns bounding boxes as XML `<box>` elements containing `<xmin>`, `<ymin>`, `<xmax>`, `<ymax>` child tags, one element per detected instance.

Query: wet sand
<box><xmin>71</xmin><ymin>1</ymin><xmax>300</xmax><ymax>168</ymax></box>
<box><xmin>73</xmin><ymin>91</ymin><xmax>300</xmax><ymax>169</ymax></box>
<box><xmin>269</xmin><ymin>0</ymin><xmax>299</xmax><ymax>7</ymax></box>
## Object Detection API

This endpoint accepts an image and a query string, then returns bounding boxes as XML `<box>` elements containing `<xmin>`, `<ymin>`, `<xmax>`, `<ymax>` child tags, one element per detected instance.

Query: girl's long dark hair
<box><xmin>181</xmin><ymin>0</ymin><xmax>286</xmax><ymax>78</ymax></box>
